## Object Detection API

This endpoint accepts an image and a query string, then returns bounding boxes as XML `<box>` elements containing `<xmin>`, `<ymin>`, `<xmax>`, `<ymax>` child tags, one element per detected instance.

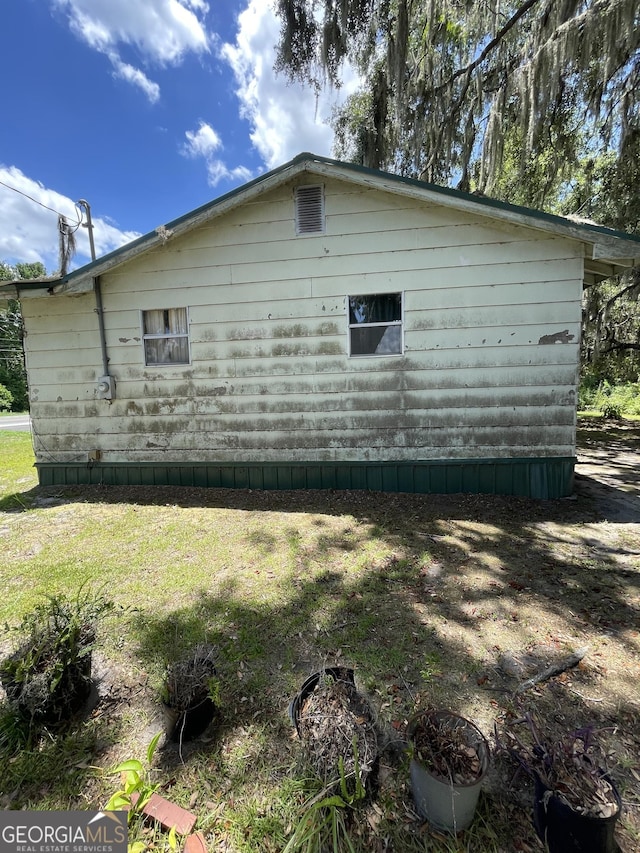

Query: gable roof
<box><xmin>3</xmin><ymin>152</ymin><xmax>640</xmax><ymax>300</ymax></box>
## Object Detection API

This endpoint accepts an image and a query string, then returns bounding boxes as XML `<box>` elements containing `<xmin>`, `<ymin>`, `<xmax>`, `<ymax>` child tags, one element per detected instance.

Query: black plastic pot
<box><xmin>289</xmin><ymin>666</ymin><xmax>379</xmax><ymax>794</ymax></box>
<box><xmin>533</xmin><ymin>773</ymin><xmax>622</xmax><ymax>853</ymax></box>
<box><xmin>1</xmin><ymin>647</ymin><xmax>93</xmax><ymax>724</ymax></box>
<box><xmin>288</xmin><ymin>666</ymin><xmax>355</xmax><ymax>735</ymax></box>
<box><xmin>163</xmin><ymin>694</ymin><xmax>218</xmax><ymax>742</ymax></box>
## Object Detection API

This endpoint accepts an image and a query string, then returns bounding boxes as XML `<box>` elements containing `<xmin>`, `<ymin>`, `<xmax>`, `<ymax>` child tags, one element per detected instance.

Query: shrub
<box><xmin>0</xmin><ymin>383</ymin><xmax>13</xmax><ymax>412</ymax></box>
<box><xmin>601</xmin><ymin>402</ymin><xmax>622</xmax><ymax>420</ymax></box>
<box><xmin>578</xmin><ymin>380</ymin><xmax>640</xmax><ymax>416</ymax></box>
<box><xmin>0</xmin><ymin>586</ymin><xmax>114</xmax><ymax>728</ymax></box>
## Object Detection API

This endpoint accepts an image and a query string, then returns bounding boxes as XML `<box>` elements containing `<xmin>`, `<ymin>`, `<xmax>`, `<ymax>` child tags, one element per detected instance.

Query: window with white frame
<box><xmin>295</xmin><ymin>184</ymin><xmax>325</xmax><ymax>234</ymax></box>
<box><xmin>142</xmin><ymin>308</ymin><xmax>190</xmax><ymax>365</ymax></box>
<box><xmin>348</xmin><ymin>293</ymin><xmax>403</xmax><ymax>356</ymax></box>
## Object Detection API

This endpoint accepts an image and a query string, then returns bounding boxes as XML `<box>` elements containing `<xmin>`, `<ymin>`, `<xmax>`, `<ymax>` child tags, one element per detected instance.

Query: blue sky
<box><xmin>1</xmin><ymin>0</ymin><xmax>356</xmax><ymax>272</ymax></box>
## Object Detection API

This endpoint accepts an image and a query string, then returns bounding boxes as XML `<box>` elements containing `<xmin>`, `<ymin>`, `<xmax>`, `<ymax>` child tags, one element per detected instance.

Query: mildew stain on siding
<box><xmin>131</xmin><ymin>417</ymin><xmax>190</xmax><ymax>434</ymax></box>
<box><xmin>317</xmin><ymin>342</ymin><xmax>343</xmax><ymax>355</ymax></box>
<box><xmin>227</xmin><ymin>328</ymin><xmax>267</xmax><ymax>340</ymax></box>
<box><xmin>273</xmin><ymin>323</ymin><xmax>306</xmax><ymax>337</ymax></box>
<box><xmin>538</xmin><ymin>330</ymin><xmax>575</xmax><ymax>344</ymax></box>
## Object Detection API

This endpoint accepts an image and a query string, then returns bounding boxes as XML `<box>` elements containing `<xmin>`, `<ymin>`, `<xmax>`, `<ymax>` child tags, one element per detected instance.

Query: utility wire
<box><xmin>0</xmin><ymin>178</ymin><xmax>82</xmax><ymax>227</ymax></box>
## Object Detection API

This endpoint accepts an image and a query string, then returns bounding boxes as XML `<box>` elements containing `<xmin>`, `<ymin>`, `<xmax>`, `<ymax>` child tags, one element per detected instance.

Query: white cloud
<box><xmin>52</xmin><ymin>0</ymin><xmax>210</xmax><ymax>101</ymax></box>
<box><xmin>222</xmin><ymin>0</ymin><xmax>360</xmax><ymax>169</ymax></box>
<box><xmin>181</xmin><ymin>123</ymin><xmax>253</xmax><ymax>187</ymax></box>
<box><xmin>183</xmin><ymin>122</ymin><xmax>223</xmax><ymax>158</ymax></box>
<box><xmin>0</xmin><ymin>166</ymin><xmax>140</xmax><ymax>273</ymax></box>
<box><xmin>109</xmin><ymin>54</ymin><xmax>161</xmax><ymax>103</ymax></box>
<box><xmin>206</xmin><ymin>160</ymin><xmax>253</xmax><ymax>187</ymax></box>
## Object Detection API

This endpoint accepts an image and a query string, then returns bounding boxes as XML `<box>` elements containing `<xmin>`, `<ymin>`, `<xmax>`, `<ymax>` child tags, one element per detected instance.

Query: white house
<box><xmin>2</xmin><ymin>153</ymin><xmax>639</xmax><ymax>498</ymax></box>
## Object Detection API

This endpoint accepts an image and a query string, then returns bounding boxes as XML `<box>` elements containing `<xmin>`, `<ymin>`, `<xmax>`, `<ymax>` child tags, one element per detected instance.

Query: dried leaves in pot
<box><xmin>410</xmin><ymin>710</ymin><xmax>486</xmax><ymax>785</ymax></box>
<box><xmin>297</xmin><ymin>673</ymin><xmax>378</xmax><ymax>792</ymax></box>
<box><xmin>498</xmin><ymin>713</ymin><xmax>621</xmax><ymax>820</ymax></box>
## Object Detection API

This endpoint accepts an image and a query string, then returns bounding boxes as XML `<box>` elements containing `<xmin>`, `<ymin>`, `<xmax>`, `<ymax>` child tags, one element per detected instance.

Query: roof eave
<box><xmin>12</xmin><ymin>152</ymin><xmax>640</xmax><ymax>296</ymax></box>
<box><xmin>302</xmin><ymin>156</ymin><xmax>640</xmax><ymax>266</ymax></box>
<box><xmin>0</xmin><ymin>278</ymin><xmax>63</xmax><ymax>303</ymax></box>
<box><xmin>57</xmin><ymin>156</ymin><xmax>314</xmax><ymax>295</ymax></box>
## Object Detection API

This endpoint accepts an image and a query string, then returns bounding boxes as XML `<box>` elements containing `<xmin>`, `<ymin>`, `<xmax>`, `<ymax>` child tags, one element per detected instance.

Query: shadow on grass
<box><xmin>0</xmin><ymin>707</ymin><xmax>121</xmax><ymax>807</ymax></box>
<box><xmin>0</xmin><ymin>487</ymin><xmax>40</xmax><ymax>512</ymax></box>
<box><xmin>125</xmin><ymin>541</ymin><xmax>639</xmax><ymax>851</ymax></box>
<box><xmin>2</xmin><ymin>484</ymin><xmax>638</xmax><ymax>848</ymax></box>
<box><xmin>1</xmin><ymin>424</ymin><xmax>639</xmax><ymax>848</ymax></box>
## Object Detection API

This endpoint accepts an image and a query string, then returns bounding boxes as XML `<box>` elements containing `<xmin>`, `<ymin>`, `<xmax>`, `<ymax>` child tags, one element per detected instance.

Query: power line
<box><xmin>0</xmin><ymin>178</ymin><xmax>81</xmax><ymax>226</ymax></box>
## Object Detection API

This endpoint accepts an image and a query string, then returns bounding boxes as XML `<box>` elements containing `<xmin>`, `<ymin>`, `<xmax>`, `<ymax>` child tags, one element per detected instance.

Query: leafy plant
<box><xmin>0</xmin><ymin>585</ymin><xmax>114</xmax><ymax>728</ymax></box>
<box><xmin>601</xmin><ymin>402</ymin><xmax>623</xmax><ymax>421</ymax></box>
<box><xmin>283</xmin><ymin>743</ymin><xmax>367</xmax><ymax>853</ymax></box>
<box><xmin>104</xmin><ymin>733</ymin><xmax>181</xmax><ymax>853</ymax></box>
<box><xmin>104</xmin><ymin>731</ymin><xmax>162</xmax><ymax>819</ymax></box>
<box><xmin>0</xmin><ymin>383</ymin><xmax>13</xmax><ymax>412</ymax></box>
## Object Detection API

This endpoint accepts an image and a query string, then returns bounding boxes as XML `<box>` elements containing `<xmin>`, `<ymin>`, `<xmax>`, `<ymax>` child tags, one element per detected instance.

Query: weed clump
<box><xmin>0</xmin><ymin>586</ymin><xmax>113</xmax><ymax>729</ymax></box>
<box><xmin>162</xmin><ymin>643</ymin><xmax>220</xmax><ymax>743</ymax></box>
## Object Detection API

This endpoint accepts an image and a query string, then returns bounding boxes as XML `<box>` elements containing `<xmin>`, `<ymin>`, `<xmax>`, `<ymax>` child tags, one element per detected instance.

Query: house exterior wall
<box><xmin>23</xmin><ymin>176</ymin><xmax>582</xmax><ymax>496</ymax></box>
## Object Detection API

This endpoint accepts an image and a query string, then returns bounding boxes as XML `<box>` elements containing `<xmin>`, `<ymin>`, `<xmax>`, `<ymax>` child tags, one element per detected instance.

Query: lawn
<box><xmin>0</xmin><ymin>428</ymin><xmax>639</xmax><ymax>852</ymax></box>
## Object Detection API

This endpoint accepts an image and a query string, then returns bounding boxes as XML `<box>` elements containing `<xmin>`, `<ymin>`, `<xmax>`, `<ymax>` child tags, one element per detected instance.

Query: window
<box><xmin>348</xmin><ymin>293</ymin><xmax>402</xmax><ymax>356</ymax></box>
<box><xmin>295</xmin><ymin>185</ymin><xmax>325</xmax><ymax>234</ymax></box>
<box><xmin>142</xmin><ymin>308</ymin><xmax>190</xmax><ymax>365</ymax></box>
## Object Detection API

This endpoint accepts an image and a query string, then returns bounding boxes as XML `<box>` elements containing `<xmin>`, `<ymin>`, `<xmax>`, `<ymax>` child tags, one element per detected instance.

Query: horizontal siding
<box><xmin>23</xmin><ymin>323</ymin><xmax>580</xmax><ymax>368</ymax></box>
<box><xmin>27</xmin><ymin>347</ymin><xmax>580</xmax><ymax>393</ymax></box>
<box><xmin>115</xmin><ymin>223</ymin><xmax>555</xmax><ymax>271</ymax></box>
<box><xmin>30</xmin><ymin>386</ymin><xmax>575</xmax><ymax>418</ymax></box>
<box><xmin>22</xmin><ymin>175</ymin><xmax>582</xmax><ymax>469</ymax></box>
<box><xmin>27</xmin><ymin>363</ymin><xmax>578</xmax><ymax>402</ymax></box>
<box><xmin>31</xmin><ymin>402</ymin><xmax>575</xmax><ymax>436</ymax></box>
<box><xmin>31</xmin><ymin>425</ymin><xmax>573</xmax><ymax>459</ymax></box>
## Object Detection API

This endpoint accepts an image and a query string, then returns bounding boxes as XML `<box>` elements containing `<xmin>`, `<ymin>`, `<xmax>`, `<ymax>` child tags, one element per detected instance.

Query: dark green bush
<box><xmin>0</xmin><ymin>587</ymin><xmax>114</xmax><ymax>727</ymax></box>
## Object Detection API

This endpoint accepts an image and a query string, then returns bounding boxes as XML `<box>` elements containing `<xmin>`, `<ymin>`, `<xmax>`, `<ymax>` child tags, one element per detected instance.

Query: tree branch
<box><xmin>601</xmin><ymin>341</ymin><xmax>640</xmax><ymax>354</ymax></box>
<box><xmin>514</xmin><ymin>647</ymin><xmax>589</xmax><ymax>695</ymax></box>
<box><xmin>605</xmin><ymin>278</ymin><xmax>640</xmax><ymax>311</ymax></box>
<box><xmin>448</xmin><ymin>0</ymin><xmax>546</xmax><ymax>86</ymax></box>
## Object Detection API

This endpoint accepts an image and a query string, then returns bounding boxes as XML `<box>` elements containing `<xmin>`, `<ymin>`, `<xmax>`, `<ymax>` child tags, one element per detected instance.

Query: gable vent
<box><xmin>295</xmin><ymin>185</ymin><xmax>325</xmax><ymax>235</ymax></box>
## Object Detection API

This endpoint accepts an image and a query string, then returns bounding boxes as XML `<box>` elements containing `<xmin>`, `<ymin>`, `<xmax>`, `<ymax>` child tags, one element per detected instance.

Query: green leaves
<box><xmin>283</xmin><ymin>738</ymin><xmax>367</xmax><ymax>852</ymax></box>
<box><xmin>147</xmin><ymin>731</ymin><xmax>162</xmax><ymax>765</ymax></box>
<box><xmin>273</xmin><ymin>0</ymin><xmax>640</xmax><ymax>218</ymax></box>
<box><xmin>105</xmin><ymin>733</ymin><xmax>162</xmax><ymax>820</ymax></box>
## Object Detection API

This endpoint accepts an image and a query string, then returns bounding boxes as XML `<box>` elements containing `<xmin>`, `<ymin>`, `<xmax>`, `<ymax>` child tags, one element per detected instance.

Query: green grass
<box><xmin>0</xmin><ymin>431</ymin><xmax>37</xmax><ymax>510</ymax></box>
<box><xmin>1</xmin><ymin>431</ymin><xmax>638</xmax><ymax>851</ymax></box>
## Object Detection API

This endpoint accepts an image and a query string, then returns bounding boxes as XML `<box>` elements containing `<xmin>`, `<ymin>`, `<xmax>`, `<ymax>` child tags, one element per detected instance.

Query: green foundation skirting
<box><xmin>35</xmin><ymin>457</ymin><xmax>575</xmax><ymax>499</ymax></box>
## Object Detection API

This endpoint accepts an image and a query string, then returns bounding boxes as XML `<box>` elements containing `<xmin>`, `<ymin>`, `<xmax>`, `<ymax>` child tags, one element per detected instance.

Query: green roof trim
<box><xmin>305</xmin><ymin>152</ymin><xmax>640</xmax><ymax>247</ymax></box>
